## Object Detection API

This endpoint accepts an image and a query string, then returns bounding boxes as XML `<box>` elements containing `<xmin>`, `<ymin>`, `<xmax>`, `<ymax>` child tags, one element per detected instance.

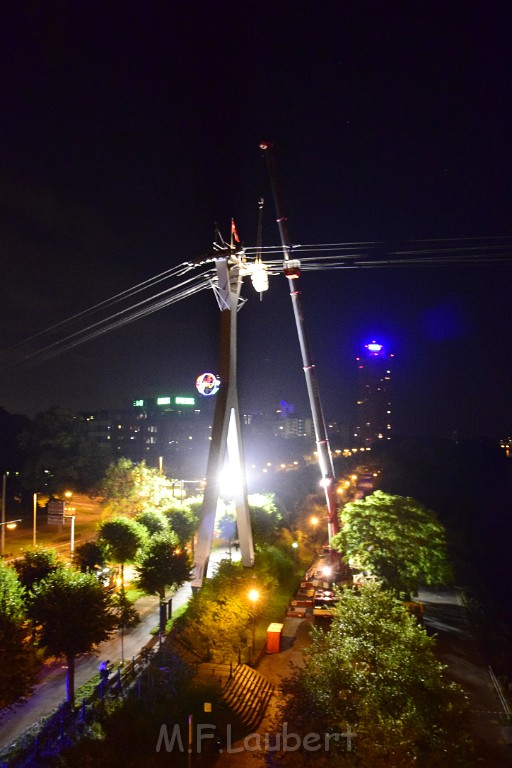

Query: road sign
<box><xmin>47</xmin><ymin>500</ymin><xmax>65</xmax><ymax>525</ymax></box>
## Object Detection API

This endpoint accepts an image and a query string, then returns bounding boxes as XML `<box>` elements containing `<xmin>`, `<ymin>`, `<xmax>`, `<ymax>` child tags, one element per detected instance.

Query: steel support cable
<box><xmin>25</xmin><ymin>277</ymin><xmax>213</xmax><ymax>365</ymax></box>
<box><xmin>22</xmin><ymin>270</ymin><xmax>214</xmax><ymax>364</ymax></box>
<box><xmin>3</xmin><ymin>260</ymin><xmax>195</xmax><ymax>354</ymax></box>
<box><xmin>13</xmin><ymin>238</ymin><xmax>512</xmax><ymax>365</ymax></box>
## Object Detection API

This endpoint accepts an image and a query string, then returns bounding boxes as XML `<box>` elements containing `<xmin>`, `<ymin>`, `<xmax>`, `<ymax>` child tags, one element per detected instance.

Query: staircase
<box><xmin>222</xmin><ymin>664</ymin><xmax>274</xmax><ymax>731</ymax></box>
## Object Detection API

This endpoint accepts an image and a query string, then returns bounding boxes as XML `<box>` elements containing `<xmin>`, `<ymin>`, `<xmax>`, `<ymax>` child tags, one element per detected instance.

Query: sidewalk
<box><xmin>0</xmin><ymin>542</ymin><xmax>233</xmax><ymax>753</ymax></box>
<box><xmin>214</xmin><ymin>616</ymin><xmax>312</xmax><ymax>767</ymax></box>
<box><xmin>0</xmin><ymin>582</ymin><xmax>192</xmax><ymax>752</ymax></box>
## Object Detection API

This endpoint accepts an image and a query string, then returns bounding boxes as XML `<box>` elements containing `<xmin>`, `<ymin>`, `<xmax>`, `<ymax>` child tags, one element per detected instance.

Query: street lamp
<box><xmin>1</xmin><ymin>472</ymin><xmax>7</xmax><ymax>557</ymax></box>
<box><xmin>0</xmin><ymin>519</ymin><xmax>22</xmax><ymax>555</ymax></box>
<box><xmin>248</xmin><ymin>588</ymin><xmax>259</xmax><ymax>654</ymax></box>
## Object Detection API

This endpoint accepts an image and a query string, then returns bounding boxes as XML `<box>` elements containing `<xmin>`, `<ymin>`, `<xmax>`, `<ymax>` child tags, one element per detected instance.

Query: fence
<box><xmin>0</xmin><ymin>635</ymin><xmax>160</xmax><ymax>768</ymax></box>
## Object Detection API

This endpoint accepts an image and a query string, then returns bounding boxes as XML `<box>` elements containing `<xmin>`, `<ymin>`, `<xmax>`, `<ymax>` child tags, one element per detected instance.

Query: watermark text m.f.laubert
<box><xmin>156</xmin><ymin>722</ymin><xmax>357</xmax><ymax>754</ymax></box>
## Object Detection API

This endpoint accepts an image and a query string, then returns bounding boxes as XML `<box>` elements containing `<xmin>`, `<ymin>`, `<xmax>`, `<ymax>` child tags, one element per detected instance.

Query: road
<box><xmin>419</xmin><ymin>586</ymin><xmax>512</xmax><ymax>766</ymax></box>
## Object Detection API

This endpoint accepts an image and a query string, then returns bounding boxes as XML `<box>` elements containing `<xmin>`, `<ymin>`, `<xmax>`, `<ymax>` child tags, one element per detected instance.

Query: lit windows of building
<box><xmin>354</xmin><ymin>341</ymin><xmax>392</xmax><ymax>447</ymax></box>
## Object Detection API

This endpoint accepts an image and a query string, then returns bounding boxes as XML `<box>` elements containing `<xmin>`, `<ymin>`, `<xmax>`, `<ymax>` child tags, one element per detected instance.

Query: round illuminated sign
<box><xmin>196</xmin><ymin>372</ymin><xmax>221</xmax><ymax>396</ymax></box>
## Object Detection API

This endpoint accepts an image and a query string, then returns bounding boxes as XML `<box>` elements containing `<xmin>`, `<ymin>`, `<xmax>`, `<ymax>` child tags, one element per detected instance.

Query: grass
<box><xmin>150</xmin><ymin>603</ymin><xmax>188</xmax><ymax>635</ymax></box>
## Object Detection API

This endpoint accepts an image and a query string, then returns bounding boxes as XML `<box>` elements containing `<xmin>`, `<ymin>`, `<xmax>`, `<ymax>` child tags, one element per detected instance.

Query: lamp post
<box><xmin>0</xmin><ymin>519</ymin><xmax>22</xmax><ymax>555</ymax></box>
<box><xmin>33</xmin><ymin>493</ymin><xmax>38</xmax><ymax>547</ymax></box>
<box><xmin>64</xmin><ymin>515</ymin><xmax>75</xmax><ymax>555</ymax></box>
<box><xmin>64</xmin><ymin>491</ymin><xmax>75</xmax><ymax>556</ymax></box>
<box><xmin>248</xmin><ymin>588</ymin><xmax>259</xmax><ymax>655</ymax></box>
<box><xmin>1</xmin><ymin>473</ymin><xmax>7</xmax><ymax>557</ymax></box>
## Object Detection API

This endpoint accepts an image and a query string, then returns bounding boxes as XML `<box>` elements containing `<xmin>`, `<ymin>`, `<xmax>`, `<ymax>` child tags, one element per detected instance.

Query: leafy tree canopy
<box><xmin>98</xmin><ymin>516</ymin><xmax>148</xmax><ymax>570</ymax></box>
<box><xmin>14</xmin><ymin>546</ymin><xmax>63</xmax><ymax>592</ymax></box>
<box><xmin>216</xmin><ymin>505</ymin><xmax>237</xmax><ymax>542</ymax></box>
<box><xmin>162</xmin><ymin>504</ymin><xmax>198</xmax><ymax>548</ymax></box>
<box><xmin>100</xmin><ymin>459</ymin><xmax>173</xmax><ymax>517</ymax></box>
<box><xmin>135</xmin><ymin>508</ymin><xmax>170</xmax><ymax>536</ymax></box>
<box><xmin>0</xmin><ymin>562</ymin><xmax>38</xmax><ymax>709</ymax></box>
<box><xmin>248</xmin><ymin>492</ymin><xmax>283</xmax><ymax>546</ymax></box>
<box><xmin>29</xmin><ymin>569</ymin><xmax>116</xmax><ymax>703</ymax></box>
<box><xmin>135</xmin><ymin>532</ymin><xmax>190</xmax><ymax>600</ymax></box>
<box><xmin>73</xmin><ymin>540</ymin><xmax>107</xmax><ymax>573</ymax></box>
<box><xmin>0</xmin><ymin>559</ymin><xmax>26</xmax><ymax>622</ymax></box>
<box><xmin>332</xmin><ymin>490</ymin><xmax>451</xmax><ymax>596</ymax></box>
<box><xmin>176</xmin><ymin>560</ymin><xmax>266</xmax><ymax>662</ymax></box>
<box><xmin>278</xmin><ymin>582</ymin><xmax>472</xmax><ymax>767</ymax></box>
<box><xmin>29</xmin><ymin>569</ymin><xmax>116</xmax><ymax>659</ymax></box>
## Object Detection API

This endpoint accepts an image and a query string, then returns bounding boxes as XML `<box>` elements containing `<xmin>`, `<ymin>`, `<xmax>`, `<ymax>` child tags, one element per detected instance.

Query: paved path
<box><xmin>0</xmin><ymin>542</ymin><xmax>235</xmax><ymax>753</ymax></box>
<box><xmin>214</xmin><ymin>587</ymin><xmax>512</xmax><ymax>767</ymax></box>
<box><xmin>214</xmin><ymin>617</ymin><xmax>312</xmax><ymax>767</ymax></box>
<box><xmin>0</xmin><ymin>582</ymin><xmax>192</xmax><ymax>752</ymax></box>
<box><xmin>419</xmin><ymin>586</ymin><xmax>512</xmax><ymax>766</ymax></box>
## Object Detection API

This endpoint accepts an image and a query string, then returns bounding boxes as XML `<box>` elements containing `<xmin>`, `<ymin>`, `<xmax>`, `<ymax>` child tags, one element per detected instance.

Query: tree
<box><xmin>98</xmin><ymin>516</ymin><xmax>148</xmax><ymax>593</ymax></box>
<box><xmin>248</xmin><ymin>493</ymin><xmax>283</xmax><ymax>547</ymax></box>
<box><xmin>135</xmin><ymin>509</ymin><xmax>170</xmax><ymax>536</ymax></box>
<box><xmin>0</xmin><ymin>561</ymin><xmax>38</xmax><ymax>708</ymax></box>
<box><xmin>14</xmin><ymin>546</ymin><xmax>62</xmax><ymax>591</ymax></box>
<box><xmin>162</xmin><ymin>503</ymin><xmax>198</xmax><ymax>550</ymax></box>
<box><xmin>135</xmin><ymin>532</ymin><xmax>190</xmax><ymax>633</ymax></box>
<box><xmin>29</xmin><ymin>569</ymin><xmax>116</xmax><ymax>706</ymax></box>
<box><xmin>332</xmin><ymin>490</ymin><xmax>451</xmax><ymax>597</ymax></box>
<box><xmin>18</xmin><ymin>407</ymin><xmax>108</xmax><ymax>494</ymax></box>
<box><xmin>74</xmin><ymin>540</ymin><xmax>107</xmax><ymax>573</ymax></box>
<box><xmin>176</xmin><ymin>560</ymin><xmax>256</xmax><ymax>662</ymax></box>
<box><xmin>277</xmin><ymin>582</ymin><xmax>472</xmax><ymax>766</ymax></box>
<box><xmin>216</xmin><ymin>505</ymin><xmax>237</xmax><ymax>543</ymax></box>
<box><xmin>100</xmin><ymin>459</ymin><xmax>172</xmax><ymax>517</ymax></box>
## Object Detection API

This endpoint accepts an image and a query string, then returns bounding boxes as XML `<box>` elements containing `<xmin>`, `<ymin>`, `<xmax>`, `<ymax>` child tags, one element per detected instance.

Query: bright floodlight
<box><xmin>248</xmin><ymin>588</ymin><xmax>259</xmax><ymax>603</ymax></box>
<box><xmin>219</xmin><ymin>464</ymin><xmax>242</xmax><ymax>499</ymax></box>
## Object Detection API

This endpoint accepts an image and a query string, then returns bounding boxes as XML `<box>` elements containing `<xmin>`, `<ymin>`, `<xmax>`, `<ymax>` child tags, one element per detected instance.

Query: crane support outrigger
<box><xmin>260</xmin><ymin>141</ymin><xmax>340</xmax><ymax>541</ymax></box>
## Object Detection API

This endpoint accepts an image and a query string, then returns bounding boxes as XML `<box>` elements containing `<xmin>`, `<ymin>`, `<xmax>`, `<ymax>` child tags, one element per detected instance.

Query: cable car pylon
<box><xmin>191</xmin><ymin>235</ymin><xmax>255</xmax><ymax>589</ymax></box>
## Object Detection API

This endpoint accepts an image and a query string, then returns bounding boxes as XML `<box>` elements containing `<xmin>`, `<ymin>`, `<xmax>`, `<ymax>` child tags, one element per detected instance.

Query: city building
<box><xmin>81</xmin><ymin>393</ymin><xmax>213</xmax><ymax>477</ymax></box>
<box><xmin>354</xmin><ymin>341</ymin><xmax>393</xmax><ymax>446</ymax></box>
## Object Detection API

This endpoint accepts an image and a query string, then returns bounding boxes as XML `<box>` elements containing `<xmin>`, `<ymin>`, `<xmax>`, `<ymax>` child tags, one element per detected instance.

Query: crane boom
<box><xmin>260</xmin><ymin>141</ymin><xmax>339</xmax><ymax>539</ymax></box>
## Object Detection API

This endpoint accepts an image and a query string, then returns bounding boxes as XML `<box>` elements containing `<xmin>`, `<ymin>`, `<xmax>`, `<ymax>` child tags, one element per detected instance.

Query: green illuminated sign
<box><xmin>175</xmin><ymin>396</ymin><xmax>195</xmax><ymax>406</ymax></box>
<box><xmin>157</xmin><ymin>397</ymin><xmax>171</xmax><ymax>405</ymax></box>
<box><xmin>133</xmin><ymin>399</ymin><xmax>144</xmax><ymax>407</ymax></box>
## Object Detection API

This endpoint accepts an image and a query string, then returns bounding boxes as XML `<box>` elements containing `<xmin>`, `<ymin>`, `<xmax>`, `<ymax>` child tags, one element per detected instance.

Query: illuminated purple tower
<box><xmin>354</xmin><ymin>341</ymin><xmax>393</xmax><ymax>446</ymax></box>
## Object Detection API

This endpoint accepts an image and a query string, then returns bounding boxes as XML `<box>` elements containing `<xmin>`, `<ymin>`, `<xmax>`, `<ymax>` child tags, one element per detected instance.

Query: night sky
<box><xmin>1</xmin><ymin>2</ymin><xmax>511</xmax><ymax>440</ymax></box>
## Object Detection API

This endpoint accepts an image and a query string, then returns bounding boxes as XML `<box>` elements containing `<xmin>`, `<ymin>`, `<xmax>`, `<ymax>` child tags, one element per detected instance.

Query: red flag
<box><xmin>231</xmin><ymin>217</ymin><xmax>240</xmax><ymax>245</ymax></box>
